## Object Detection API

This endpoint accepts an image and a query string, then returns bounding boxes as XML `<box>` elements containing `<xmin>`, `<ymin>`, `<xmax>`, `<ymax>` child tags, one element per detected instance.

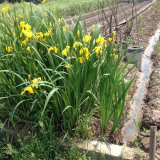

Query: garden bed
<box><xmin>0</xmin><ymin>2</ymin><xmax>137</xmax><ymax>159</ymax></box>
<box><xmin>0</xmin><ymin>0</ymin><xmax>160</xmax><ymax>159</ymax></box>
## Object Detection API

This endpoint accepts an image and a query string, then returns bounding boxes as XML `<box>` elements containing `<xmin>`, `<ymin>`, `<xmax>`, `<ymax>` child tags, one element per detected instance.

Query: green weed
<box><xmin>134</xmin><ymin>138</ymin><xmax>142</xmax><ymax>148</ymax></box>
<box><xmin>140</xmin><ymin>28</ymin><xmax>144</xmax><ymax>34</ymax></box>
<box><xmin>135</xmin><ymin>150</ymin><xmax>143</xmax><ymax>158</ymax></box>
<box><xmin>75</xmin><ymin>114</ymin><xmax>92</xmax><ymax>139</ymax></box>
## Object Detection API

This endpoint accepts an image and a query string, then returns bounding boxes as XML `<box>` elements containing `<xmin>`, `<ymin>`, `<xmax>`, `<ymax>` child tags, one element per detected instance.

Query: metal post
<box><xmin>149</xmin><ymin>126</ymin><xmax>157</xmax><ymax>160</ymax></box>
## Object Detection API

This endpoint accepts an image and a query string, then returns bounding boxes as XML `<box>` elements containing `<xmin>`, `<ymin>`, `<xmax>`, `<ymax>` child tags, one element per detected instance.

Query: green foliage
<box><xmin>0</xmin><ymin>2</ymin><xmax>135</xmax><ymax>135</ymax></box>
<box><xmin>97</xmin><ymin>45</ymin><xmax>136</xmax><ymax>132</ymax></box>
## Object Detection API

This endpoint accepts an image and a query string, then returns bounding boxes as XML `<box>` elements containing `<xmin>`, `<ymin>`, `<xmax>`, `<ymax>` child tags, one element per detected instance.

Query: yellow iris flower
<box><xmin>92</xmin><ymin>24</ymin><xmax>94</xmax><ymax>30</ymax></box>
<box><xmin>26</xmin><ymin>46</ymin><xmax>31</xmax><ymax>52</ymax></box>
<box><xmin>96</xmin><ymin>37</ymin><xmax>106</xmax><ymax>46</ymax></box>
<box><xmin>112</xmin><ymin>31</ymin><xmax>116</xmax><ymax>36</ymax></box>
<box><xmin>20</xmin><ymin>21</ymin><xmax>25</xmax><ymax>28</ymax></box>
<box><xmin>109</xmin><ymin>38</ymin><xmax>112</xmax><ymax>42</ymax></box>
<box><xmin>85</xmin><ymin>48</ymin><xmax>90</xmax><ymax>60</ymax></box>
<box><xmin>62</xmin><ymin>46</ymin><xmax>70</xmax><ymax>56</ymax></box>
<box><xmin>79</xmin><ymin>48</ymin><xmax>83</xmax><ymax>55</ymax></box>
<box><xmin>48</xmin><ymin>47</ymin><xmax>54</xmax><ymax>52</ymax></box>
<box><xmin>23</xmin><ymin>30</ymin><xmax>32</xmax><ymax>38</ymax></box>
<box><xmin>24</xmin><ymin>24</ymin><xmax>31</xmax><ymax>30</ymax></box>
<box><xmin>92</xmin><ymin>46</ymin><xmax>102</xmax><ymax>54</ymax></box>
<box><xmin>73</xmin><ymin>42</ymin><xmax>82</xmax><ymax>49</ymax></box>
<box><xmin>1</xmin><ymin>7</ymin><xmax>7</xmax><ymax>14</ymax></box>
<box><xmin>65</xmin><ymin>64</ymin><xmax>72</xmax><ymax>68</ymax></box>
<box><xmin>21</xmin><ymin>86</ymin><xmax>34</xmax><ymax>95</ymax></box>
<box><xmin>6</xmin><ymin>4</ymin><xmax>9</xmax><ymax>9</ymax></box>
<box><xmin>62</xmin><ymin>49</ymin><xmax>68</xmax><ymax>56</ymax></box>
<box><xmin>21</xmin><ymin>77</ymin><xmax>41</xmax><ymax>95</ymax></box>
<box><xmin>83</xmin><ymin>35</ymin><xmax>91</xmax><ymax>43</ymax></box>
<box><xmin>31</xmin><ymin>78</ymin><xmax>41</xmax><ymax>89</ymax></box>
<box><xmin>1</xmin><ymin>4</ymin><xmax>9</xmax><ymax>14</ymax></box>
<box><xmin>18</xmin><ymin>14</ymin><xmax>23</xmax><ymax>18</ymax></box>
<box><xmin>114</xmin><ymin>55</ymin><xmax>118</xmax><ymax>60</ymax></box>
<box><xmin>44</xmin><ymin>32</ymin><xmax>50</xmax><ymax>36</ymax></box>
<box><xmin>48</xmin><ymin>46</ymin><xmax>58</xmax><ymax>53</ymax></box>
<box><xmin>54</xmin><ymin>47</ymin><xmax>58</xmax><ymax>53</ymax></box>
<box><xmin>6</xmin><ymin>46</ymin><xmax>12</xmax><ymax>53</ymax></box>
<box><xmin>21</xmin><ymin>40</ymin><xmax>27</xmax><ymax>46</ymax></box>
<box><xmin>78</xmin><ymin>57</ymin><xmax>85</xmax><ymax>64</ymax></box>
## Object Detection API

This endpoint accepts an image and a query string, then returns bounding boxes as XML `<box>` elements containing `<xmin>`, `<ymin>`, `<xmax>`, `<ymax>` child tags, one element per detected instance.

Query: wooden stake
<box><xmin>149</xmin><ymin>126</ymin><xmax>157</xmax><ymax>160</ymax></box>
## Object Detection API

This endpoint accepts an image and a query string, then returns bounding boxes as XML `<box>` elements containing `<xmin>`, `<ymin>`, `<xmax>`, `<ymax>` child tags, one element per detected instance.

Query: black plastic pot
<box><xmin>127</xmin><ymin>45</ymin><xmax>143</xmax><ymax>71</ymax></box>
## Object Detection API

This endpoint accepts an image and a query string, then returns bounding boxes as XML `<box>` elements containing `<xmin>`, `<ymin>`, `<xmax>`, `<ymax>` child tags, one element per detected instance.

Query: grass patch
<box><xmin>0</xmin><ymin>125</ymin><xmax>94</xmax><ymax>159</ymax></box>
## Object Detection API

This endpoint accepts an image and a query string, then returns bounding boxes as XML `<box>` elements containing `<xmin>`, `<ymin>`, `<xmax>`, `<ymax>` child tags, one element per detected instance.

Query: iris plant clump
<box><xmin>0</xmin><ymin>3</ymin><xmax>135</xmax><ymax>133</ymax></box>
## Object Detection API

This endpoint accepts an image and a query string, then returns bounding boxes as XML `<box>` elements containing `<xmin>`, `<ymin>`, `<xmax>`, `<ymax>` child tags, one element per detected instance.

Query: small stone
<box><xmin>141</xmin><ymin>137</ymin><xmax>150</xmax><ymax>151</ymax></box>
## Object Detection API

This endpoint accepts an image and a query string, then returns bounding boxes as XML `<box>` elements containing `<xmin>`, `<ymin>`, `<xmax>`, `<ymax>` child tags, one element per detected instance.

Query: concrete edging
<box><xmin>76</xmin><ymin>140</ymin><xmax>136</xmax><ymax>160</ymax></box>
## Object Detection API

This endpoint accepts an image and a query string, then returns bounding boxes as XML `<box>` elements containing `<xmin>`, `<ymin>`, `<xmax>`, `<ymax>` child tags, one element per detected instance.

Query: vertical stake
<box><xmin>149</xmin><ymin>126</ymin><xmax>157</xmax><ymax>160</ymax></box>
